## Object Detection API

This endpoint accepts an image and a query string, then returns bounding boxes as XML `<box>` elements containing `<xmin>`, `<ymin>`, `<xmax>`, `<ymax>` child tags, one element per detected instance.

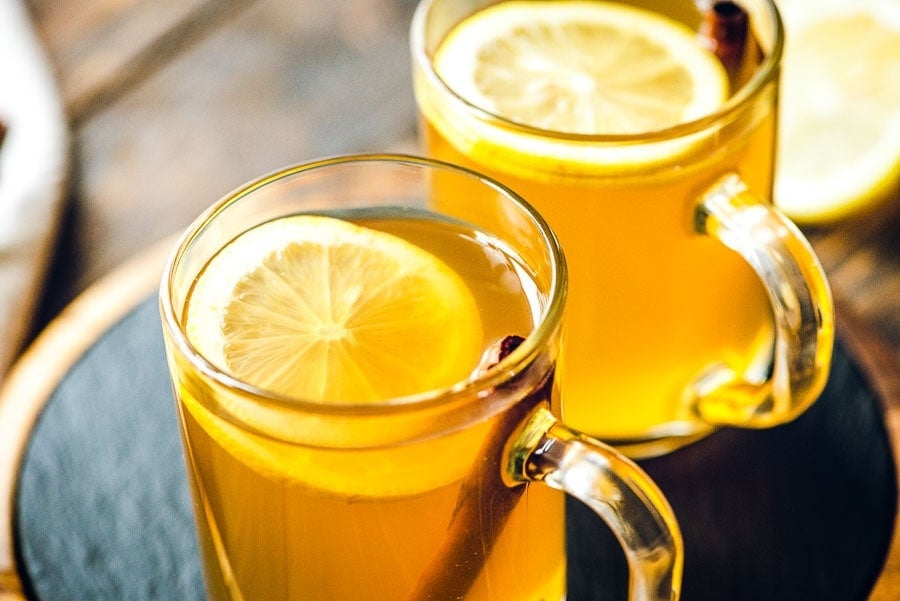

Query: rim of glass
<box><xmin>410</xmin><ymin>0</ymin><xmax>784</xmax><ymax>143</ymax></box>
<box><xmin>159</xmin><ymin>153</ymin><xmax>567</xmax><ymax>416</ymax></box>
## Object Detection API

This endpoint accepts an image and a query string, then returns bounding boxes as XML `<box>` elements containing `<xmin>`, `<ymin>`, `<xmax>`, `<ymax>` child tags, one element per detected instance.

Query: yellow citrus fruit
<box><xmin>774</xmin><ymin>7</ymin><xmax>900</xmax><ymax>224</ymax></box>
<box><xmin>421</xmin><ymin>0</ymin><xmax>729</xmax><ymax>175</ymax></box>
<box><xmin>433</xmin><ymin>0</ymin><xmax>728</xmax><ymax>135</ymax></box>
<box><xmin>186</xmin><ymin>214</ymin><xmax>483</xmax><ymax>403</ymax></box>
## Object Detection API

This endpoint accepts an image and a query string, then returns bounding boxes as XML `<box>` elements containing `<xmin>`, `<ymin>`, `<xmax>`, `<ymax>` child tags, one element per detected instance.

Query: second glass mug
<box><xmin>159</xmin><ymin>155</ymin><xmax>682</xmax><ymax>600</ymax></box>
<box><xmin>411</xmin><ymin>0</ymin><xmax>835</xmax><ymax>456</ymax></box>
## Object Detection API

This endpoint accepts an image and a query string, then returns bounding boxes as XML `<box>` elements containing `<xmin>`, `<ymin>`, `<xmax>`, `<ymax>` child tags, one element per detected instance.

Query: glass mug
<box><xmin>159</xmin><ymin>155</ymin><xmax>682</xmax><ymax>600</ymax></box>
<box><xmin>411</xmin><ymin>0</ymin><xmax>834</xmax><ymax>457</ymax></box>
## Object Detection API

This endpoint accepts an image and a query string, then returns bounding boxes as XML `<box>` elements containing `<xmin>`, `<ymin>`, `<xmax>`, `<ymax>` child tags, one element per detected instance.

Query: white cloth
<box><xmin>0</xmin><ymin>0</ymin><xmax>69</xmax><ymax>378</ymax></box>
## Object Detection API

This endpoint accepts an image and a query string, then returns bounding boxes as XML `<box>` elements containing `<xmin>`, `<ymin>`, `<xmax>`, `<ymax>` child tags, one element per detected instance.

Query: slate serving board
<box><xmin>11</xmin><ymin>295</ymin><xmax>897</xmax><ymax>600</ymax></box>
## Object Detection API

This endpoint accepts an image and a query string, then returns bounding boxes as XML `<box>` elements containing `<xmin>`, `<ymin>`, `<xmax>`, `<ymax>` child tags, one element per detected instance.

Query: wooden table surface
<box><xmin>9</xmin><ymin>0</ymin><xmax>900</xmax><ymax>598</ymax></box>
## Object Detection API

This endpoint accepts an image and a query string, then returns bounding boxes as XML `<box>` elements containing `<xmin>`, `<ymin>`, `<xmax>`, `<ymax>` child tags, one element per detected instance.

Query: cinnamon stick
<box><xmin>700</xmin><ymin>1</ymin><xmax>761</xmax><ymax>91</ymax></box>
<box><xmin>406</xmin><ymin>335</ymin><xmax>554</xmax><ymax>600</ymax></box>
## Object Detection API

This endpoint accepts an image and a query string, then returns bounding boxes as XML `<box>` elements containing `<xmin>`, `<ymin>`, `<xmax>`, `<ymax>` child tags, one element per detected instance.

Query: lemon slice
<box><xmin>774</xmin><ymin>8</ymin><xmax>900</xmax><ymax>224</ymax></box>
<box><xmin>434</xmin><ymin>0</ymin><xmax>728</xmax><ymax>135</ymax></box>
<box><xmin>186</xmin><ymin>214</ymin><xmax>483</xmax><ymax>402</ymax></box>
<box><xmin>422</xmin><ymin>0</ymin><xmax>728</xmax><ymax>176</ymax></box>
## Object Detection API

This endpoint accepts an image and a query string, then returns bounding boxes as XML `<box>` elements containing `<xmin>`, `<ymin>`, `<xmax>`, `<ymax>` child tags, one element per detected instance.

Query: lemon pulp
<box><xmin>186</xmin><ymin>214</ymin><xmax>483</xmax><ymax>402</ymax></box>
<box><xmin>423</xmin><ymin>0</ymin><xmax>729</xmax><ymax>172</ymax></box>
<box><xmin>435</xmin><ymin>0</ymin><xmax>728</xmax><ymax>135</ymax></box>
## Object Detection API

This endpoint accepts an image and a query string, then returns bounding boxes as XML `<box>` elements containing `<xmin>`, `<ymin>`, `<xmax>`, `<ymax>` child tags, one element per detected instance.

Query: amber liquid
<box><xmin>415</xmin><ymin>0</ymin><xmax>777</xmax><ymax>445</ymax></box>
<box><xmin>168</xmin><ymin>210</ymin><xmax>565</xmax><ymax>600</ymax></box>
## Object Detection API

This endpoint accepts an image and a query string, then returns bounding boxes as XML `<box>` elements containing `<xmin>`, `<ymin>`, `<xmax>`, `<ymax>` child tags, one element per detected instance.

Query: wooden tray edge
<box><xmin>0</xmin><ymin>235</ymin><xmax>177</xmax><ymax>599</ymax></box>
<box><xmin>838</xmin><ymin>307</ymin><xmax>900</xmax><ymax>601</ymax></box>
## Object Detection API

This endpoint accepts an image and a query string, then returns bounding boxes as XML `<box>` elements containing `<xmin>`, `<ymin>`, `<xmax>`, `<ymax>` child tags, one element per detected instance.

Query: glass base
<box><xmin>596</xmin><ymin>422</ymin><xmax>717</xmax><ymax>459</ymax></box>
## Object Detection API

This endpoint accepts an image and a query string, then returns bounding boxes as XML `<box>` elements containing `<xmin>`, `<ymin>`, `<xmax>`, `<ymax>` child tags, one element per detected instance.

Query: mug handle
<box><xmin>508</xmin><ymin>407</ymin><xmax>683</xmax><ymax>601</ymax></box>
<box><xmin>691</xmin><ymin>173</ymin><xmax>834</xmax><ymax>427</ymax></box>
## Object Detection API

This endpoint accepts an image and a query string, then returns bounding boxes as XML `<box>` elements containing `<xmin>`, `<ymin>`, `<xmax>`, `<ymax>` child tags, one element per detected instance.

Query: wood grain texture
<box><xmin>25</xmin><ymin>0</ymin><xmax>255</xmax><ymax>124</ymax></box>
<box><xmin>26</xmin><ymin>0</ymin><xmax>420</xmax><ymax>328</ymax></box>
<box><xmin>819</xmin><ymin>208</ymin><xmax>900</xmax><ymax>601</ymax></box>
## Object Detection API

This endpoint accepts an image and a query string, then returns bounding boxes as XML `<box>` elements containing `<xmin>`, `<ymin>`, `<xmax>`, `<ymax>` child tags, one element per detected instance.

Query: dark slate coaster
<box><xmin>15</xmin><ymin>297</ymin><xmax>203</xmax><ymax>600</ymax></box>
<box><xmin>567</xmin><ymin>340</ymin><xmax>898</xmax><ymax>601</ymax></box>
<box><xmin>13</xmin><ymin>295</ymin><xmax>897</xmax><ymax>600</ymax></box>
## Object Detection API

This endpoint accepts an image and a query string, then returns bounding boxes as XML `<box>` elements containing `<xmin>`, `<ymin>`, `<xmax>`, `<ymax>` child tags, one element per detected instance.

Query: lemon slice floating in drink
<box><xmin>435</xmin><ymin>0</ymin><xmax>728</xmax><ymax>134</ymax></box>
<box><xmin>180</xmin><ymin>214</ymin><xmax>497</xmax><ymax>496</ymax></box>
<box><xmin>424</xmin><ymin>0</ymin><xmax>729</xmax><ymax>172</ymax></box>
<box><xmin>187</xmin><ymin>214</ymin><xmax>483</xmax><ymax>402</ymax></box>
<box><xmin>774</xmin><ymin>4</ymin><xmax>900</xmax><ymax>224</ymax></box>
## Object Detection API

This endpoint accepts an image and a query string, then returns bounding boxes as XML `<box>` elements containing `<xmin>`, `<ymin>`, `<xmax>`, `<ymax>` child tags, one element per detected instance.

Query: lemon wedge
<box><xmin>774</xmin><ymin>6</ymin><xmax>900</xmax><ymax>224</ymax></box>
<box><xmin>433</xmin><ymin>0</ymin><xmax>728</xmax><ymax>135</ymax></box>
<box><xmin>186</xmin><ymin>214</ymin><xmax>483</xmax><ymax>403</ymax></box>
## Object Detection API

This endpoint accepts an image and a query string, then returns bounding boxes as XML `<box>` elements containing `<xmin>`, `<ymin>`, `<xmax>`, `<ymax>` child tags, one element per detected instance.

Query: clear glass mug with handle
<box><xmin>411</xmin><ymin>0</ymin><xmax>834</xmax><ymax>457</ymax></box>
<box><xmin>159</xmin><ymin>155</ymin><xmax>683</xmax><ymax>600</ymax></box>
